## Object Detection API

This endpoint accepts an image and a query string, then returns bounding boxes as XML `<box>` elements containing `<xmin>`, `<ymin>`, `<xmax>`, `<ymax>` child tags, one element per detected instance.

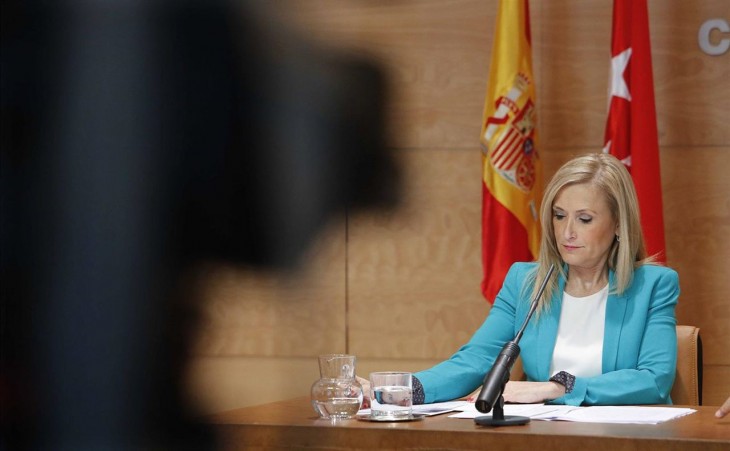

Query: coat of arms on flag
<box><xmin>483</xmin><ymin>73</ymin><xmax>538</xmax><ymax>193</ymax></box>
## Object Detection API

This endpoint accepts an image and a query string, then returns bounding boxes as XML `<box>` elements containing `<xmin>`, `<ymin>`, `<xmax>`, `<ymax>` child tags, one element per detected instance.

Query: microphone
<box><xmin>475</xmin><ymin>264</ymin><xmax>555</xmax><ymax>415</ymax></box>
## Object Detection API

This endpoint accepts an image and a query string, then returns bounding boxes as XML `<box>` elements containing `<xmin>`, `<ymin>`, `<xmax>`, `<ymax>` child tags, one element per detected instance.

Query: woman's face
<box><xmin>552</xmin><ymin>183</ymin><xmax>618</xmax><ymax>272</ymax></box>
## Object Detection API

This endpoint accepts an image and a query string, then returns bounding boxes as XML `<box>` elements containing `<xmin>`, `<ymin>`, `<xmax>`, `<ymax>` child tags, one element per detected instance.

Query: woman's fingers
<box><xmin>357</xmin><ymin>376</ymin><xmax>371</xmax><ymax>408</ymax></box>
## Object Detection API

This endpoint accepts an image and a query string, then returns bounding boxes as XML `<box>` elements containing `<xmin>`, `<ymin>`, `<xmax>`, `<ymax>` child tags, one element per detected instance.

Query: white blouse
<box><xmin>549</xmin><ymin>284</ymin><xmax>609</xmax><ymax>378</ymax></box>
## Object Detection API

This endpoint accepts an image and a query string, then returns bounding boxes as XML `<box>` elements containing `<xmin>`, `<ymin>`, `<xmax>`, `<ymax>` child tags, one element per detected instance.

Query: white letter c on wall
<box><xmin>699</xmin><ymin>18</ymin><xmax>730</xmax><ymax>56</ymax></box>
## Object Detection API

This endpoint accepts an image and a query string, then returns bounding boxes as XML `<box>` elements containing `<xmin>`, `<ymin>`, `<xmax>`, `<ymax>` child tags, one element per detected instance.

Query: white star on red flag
<box><xmin>609</xmin><ymin>47</ymin><xmax>632</xmax><ymax>101</ymax></box>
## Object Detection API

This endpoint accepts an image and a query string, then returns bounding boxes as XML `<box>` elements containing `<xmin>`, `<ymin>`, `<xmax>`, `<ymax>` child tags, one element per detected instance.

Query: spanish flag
<box><xmin>604</xmin><ymin>0</ymin><xmax>666</xmax><ymax>261</ymax></box>
<box><xmin>480</xmin><ymin>0</ymin><xmax>542</xmax><ymax>302</ymax></box>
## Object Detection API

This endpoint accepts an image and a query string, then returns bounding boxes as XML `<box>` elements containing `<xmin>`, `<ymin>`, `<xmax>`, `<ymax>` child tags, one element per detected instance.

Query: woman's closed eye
<box><xmin>553</xmin><ymin>211</ymin><xmax>593</xmax><ymax>223</ymax></box>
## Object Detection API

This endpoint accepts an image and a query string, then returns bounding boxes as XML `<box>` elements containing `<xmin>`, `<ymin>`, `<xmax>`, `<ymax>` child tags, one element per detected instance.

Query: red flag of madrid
<box><xmin>604</xmin><ymin>0</ymin><xmax>666</xmax><ymax>261</ymax></box>
<box><xmin>480</xmin><ymin>0</ymin><xmax>542</xmax><ymax>302</ymax></box>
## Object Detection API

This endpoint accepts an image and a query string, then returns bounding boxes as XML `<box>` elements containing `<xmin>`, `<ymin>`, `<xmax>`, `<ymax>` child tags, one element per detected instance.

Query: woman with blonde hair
<box><xmin>401</xmin><ymin>153</ymin><xmax>679</xmax><ymax>406</ymax></box>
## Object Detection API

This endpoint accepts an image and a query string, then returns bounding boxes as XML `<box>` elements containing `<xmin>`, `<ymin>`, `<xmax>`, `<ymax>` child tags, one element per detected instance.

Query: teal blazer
<box><xmin>415</xmin><ymin>262</ymin><xmax>679</xmax><ymax>406</ymax></box>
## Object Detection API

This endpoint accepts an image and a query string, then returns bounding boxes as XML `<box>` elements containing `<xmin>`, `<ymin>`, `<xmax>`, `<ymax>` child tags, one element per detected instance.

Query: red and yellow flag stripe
<box><xmin>480</xmin><ymin>0</ymin><xmax>542</xmax><ymax>302</ymax></box>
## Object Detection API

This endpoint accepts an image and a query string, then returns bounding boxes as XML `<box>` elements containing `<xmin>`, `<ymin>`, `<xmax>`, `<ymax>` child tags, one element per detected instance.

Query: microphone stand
<box><xmin>474</xmin><ymin>264</ymin><xmax>555</xmax><ymax>427</ymax></box>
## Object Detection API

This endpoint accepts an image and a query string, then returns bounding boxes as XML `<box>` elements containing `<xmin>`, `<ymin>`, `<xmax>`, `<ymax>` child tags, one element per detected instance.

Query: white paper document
<box><xmin>358</xmin><ymin>401</ymin><xmax>469</xmax><ymax>417</ymax></box>
<box><xmin>450</xmin><ymin>402</ymin><xmax>696</xmax><ymax>424</ymax></box>
<box><xmin>544</xmin><ymin>405</ymin><xmax>697</xmax><ymax>424</ymax></box>
<box><xmin>449</xmin><ymin>403</ymin><xmax>559</xmax><ymax>419</ymax></box>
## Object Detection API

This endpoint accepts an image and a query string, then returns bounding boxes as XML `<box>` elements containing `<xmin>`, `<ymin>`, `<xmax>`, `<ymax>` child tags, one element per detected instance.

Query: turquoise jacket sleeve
<box><xmin>414</xmin><ymin>263</ymin><xmax>532</xmax><ymax>403</ymax></box>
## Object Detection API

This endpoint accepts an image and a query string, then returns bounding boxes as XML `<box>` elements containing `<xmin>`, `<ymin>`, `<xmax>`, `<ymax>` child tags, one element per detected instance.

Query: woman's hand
<box><xmin>502</xmin><ymin>381</ymin><xmax>565</xmax><ymax>404</ymax></box>
<box><xmin>357</xmin><ymin>376</ymin><xmax>371</xmax><ymax>409</ymax></box>
<box><xmin>465</xmin><ymin>381</ymin><xmax>564</xmax><ymax>404</ymax></box>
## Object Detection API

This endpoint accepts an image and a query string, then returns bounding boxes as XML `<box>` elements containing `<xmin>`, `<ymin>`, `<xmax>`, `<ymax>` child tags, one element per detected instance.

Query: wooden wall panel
<box><xmin>274</xmin><ymin>0</ymin><xmax>494</xmax><ymax>149</ymax></box>
<box><xmin>348</xmin><ymin>149</ymin><xmax>489</xmax><ymax>359</ymax></box>
<box><xmin>704</xmin><ymin>365</ymin><xmax>730</xmax><ymax>407</ymax></box>
<box><xmin>186</xmin><ymin>356</ymin><xmax>321</xmax><ymax>413</ymax></box>
<box><xmin>537</xmin><ymin>1</ymin><xmax>612</xmax><ymax>149</ymax></box>
<box><xmin>192</xmin><ymin>220</ymin><xmax>348</xmax><ymax>357</ymax></box>
<box><xmin>662</xmin><ymin>147</ymin><xmax>730</xmax><ymax>365</ymax></box>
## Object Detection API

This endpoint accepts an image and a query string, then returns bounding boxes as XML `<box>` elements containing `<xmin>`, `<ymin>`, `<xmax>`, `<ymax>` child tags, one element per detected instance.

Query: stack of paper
<box><xmin>449</xmin><ymin>403</ymin><xmax>696</xmax><ymax>424</ymax></box>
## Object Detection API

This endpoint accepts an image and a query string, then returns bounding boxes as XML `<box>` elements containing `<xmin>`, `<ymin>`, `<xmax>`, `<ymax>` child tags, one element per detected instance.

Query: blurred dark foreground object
<box><xmin>1</xmin><ymin>1</ymin><xmax>398</xmax><ymax>449</ymax></box>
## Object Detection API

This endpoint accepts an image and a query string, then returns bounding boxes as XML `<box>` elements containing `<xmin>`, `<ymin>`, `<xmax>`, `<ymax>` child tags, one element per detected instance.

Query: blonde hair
<box><xmin>527</xmin><ymin>153</ymin><xmax>656</xmax><ymax>313</ymax></box>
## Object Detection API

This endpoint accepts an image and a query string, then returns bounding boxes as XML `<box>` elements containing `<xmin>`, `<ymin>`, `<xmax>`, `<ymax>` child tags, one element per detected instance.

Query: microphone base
<box><xmin>474</xmin><ymin>395</ymin><xmax>529</xmax><ymax>427</ymax></box>
<box><xmin>474</xmin><ymin>415</ymin><xmax>530</xmax><ymax>427</ymax></box>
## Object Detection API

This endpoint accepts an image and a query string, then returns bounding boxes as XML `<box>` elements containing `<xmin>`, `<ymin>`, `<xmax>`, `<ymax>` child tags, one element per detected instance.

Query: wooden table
<box><xmin>208</xmin><ymin>397</ymin><xmax>730</xmax><ymax>450</ymax></box>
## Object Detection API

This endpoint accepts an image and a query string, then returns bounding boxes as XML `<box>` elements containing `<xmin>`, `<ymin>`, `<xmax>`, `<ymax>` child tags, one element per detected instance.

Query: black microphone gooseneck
<box><xmin>474</xmin><ymin>264</ymin><xmax>556</xmax><ymax>427</ymax></box>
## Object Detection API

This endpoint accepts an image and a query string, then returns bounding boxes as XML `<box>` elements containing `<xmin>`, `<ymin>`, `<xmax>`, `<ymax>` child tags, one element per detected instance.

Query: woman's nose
<box><xmin>563</xmin><ymin>220</ymin><xmax>576</xmax><ymax>240</ymax></box>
